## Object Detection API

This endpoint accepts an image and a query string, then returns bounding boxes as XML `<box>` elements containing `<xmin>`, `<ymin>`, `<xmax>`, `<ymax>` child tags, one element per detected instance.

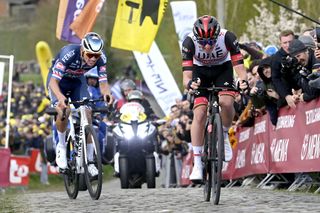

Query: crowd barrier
<box><xmin>222</xmin><ymin>97</ymin><xmax>320</xmax><ymax>181</ymax></box>
<box><xmin>0</xmin><ymin>148</ymin><xmax>58</xmax><ymax>187</ymax></box>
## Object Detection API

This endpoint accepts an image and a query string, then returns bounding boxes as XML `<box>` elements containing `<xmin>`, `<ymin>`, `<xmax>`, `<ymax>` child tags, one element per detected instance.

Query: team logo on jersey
<box><xmin>99</xmin><ymin>66</ymin><xmax>106</xmax><ymax>72</ymax></box>
<box><xmin>55</xmin><ymin>62</ymin><xmax>65</xmax><ymax>70</ymax></box>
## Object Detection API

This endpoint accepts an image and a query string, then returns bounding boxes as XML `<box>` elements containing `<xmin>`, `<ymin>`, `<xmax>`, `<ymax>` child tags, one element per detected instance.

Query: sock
<box><xmin>223</xmin><ymin>126</ymin><xmax>230</xmax><ymax>143</ymax></box>
<box><xmin>57</xmin><ymin>131</ymin><xmax>66</xmax><ymax>146</ymax></box>
<box><xmin>87</xmin><ymin>143</ymin><xmax>94</xmax><ymax>162</ymax></box>
<box><xmin>192</xmin><ymin>146</ymin><xmax>203</xmax><ymax>168</ymax></box>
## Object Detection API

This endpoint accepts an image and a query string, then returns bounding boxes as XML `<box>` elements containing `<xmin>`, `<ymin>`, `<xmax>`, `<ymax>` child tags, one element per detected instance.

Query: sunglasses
<box><xmin>85</xmin><ymin>51</ymin><xmax>101</xmax><ymax>59</ymax></box>
<box><xmin>197</xmin><ymin>38</ymin><xmax>216</xmax><ymax>46</ymax></box>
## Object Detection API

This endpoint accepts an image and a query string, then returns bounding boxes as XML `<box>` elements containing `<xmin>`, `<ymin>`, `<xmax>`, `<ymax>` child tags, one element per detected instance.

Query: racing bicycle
<box><xmin>47</xmin><ymin>98</ymin><xmax>108</xmax><ymax>200</ymax></box>
<box><xmin>194</xmin><ymin>86</ymin><xmax>239</xmax><ymax>205</ymax></box>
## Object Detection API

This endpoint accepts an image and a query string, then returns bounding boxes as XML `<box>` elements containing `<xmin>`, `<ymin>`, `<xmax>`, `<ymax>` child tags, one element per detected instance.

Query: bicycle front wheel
<box><xmin>63</xmin><ymin>132</ymin><xmax>79</xmax><ymax>199</ymax></box>
<box><xmin>83</xmin><ymin>125</ymin><xmax>103</xmax><ymax>200</ymax></box>
<box><xmin>211</xmin><ymin>113</ymin><xmax>224</xmax><ymax>205</ymax></box>
<box><xmin>203</xmin><ymin>124</ymin><xmax>212</xmax><ymax>202</ymax></box>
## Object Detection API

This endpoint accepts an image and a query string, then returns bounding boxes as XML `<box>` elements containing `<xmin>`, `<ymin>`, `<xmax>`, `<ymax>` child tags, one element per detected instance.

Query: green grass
<box><xmin>1</xmin><ymin>165</ymin><xmax>114</xmax><ymax>195</ymax></box>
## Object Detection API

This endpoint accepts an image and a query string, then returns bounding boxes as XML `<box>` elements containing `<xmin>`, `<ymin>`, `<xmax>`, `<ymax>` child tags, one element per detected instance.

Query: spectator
<box><xmin>271</xmin><ymin>30</ymin><xmax>297</xmax><ymax>109</ymax></box>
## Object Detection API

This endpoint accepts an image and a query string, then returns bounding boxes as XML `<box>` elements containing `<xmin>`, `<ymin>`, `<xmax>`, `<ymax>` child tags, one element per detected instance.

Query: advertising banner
<box><xmin>0</xmin><ymin>62</ymin><xmax>4</xmax><ymax>96</ymax></box>
<box><xmin>170</xmin><ymin>1</ymin><xmax>197</xmax><ymax>50</ymax></box>
<box><xmin>0</xmin><ymin>148</ymin><xmax>10</xmax><ymax>187</ymax></box>
<box><xmin>10</xmin><ymin>155</ymin><xmax>30</xmax><ymax>186</ymax></box>
<box><xmin>29</xmin><ymin>149</ymin><xmax>59</xmax><ymax>175</ymax></box>
<box><xmin>269</xmin><ymin>99</ymin><xmax>320</xmax><ymax>173</ymax></box>
<box><xmin>111</xmin><ymin>0</ymin><xmax>168</xmax><ymax>52</ymax></box>
<box><xmin>133</xmin><ymin>42</ymin><xmax>181</xmax><ymax>116</ymax></box>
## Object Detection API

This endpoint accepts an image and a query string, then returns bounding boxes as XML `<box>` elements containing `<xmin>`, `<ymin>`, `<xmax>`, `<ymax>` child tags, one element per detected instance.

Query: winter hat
<box><xmin>298</xmin><ymin>35</ymin><xmax>316</xmax><ymax>49</ymax></box>
<box><xmin>288</xmin><ymin>39</ymin><xmax>308</xmax><ymax>56</ymax></box>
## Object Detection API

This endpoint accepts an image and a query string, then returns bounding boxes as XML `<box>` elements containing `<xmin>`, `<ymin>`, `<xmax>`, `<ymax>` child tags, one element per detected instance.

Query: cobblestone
<box><xmin>3</xmin><ymin>179</ymin><xmax>320</xmax><ymax>213</ymax></box>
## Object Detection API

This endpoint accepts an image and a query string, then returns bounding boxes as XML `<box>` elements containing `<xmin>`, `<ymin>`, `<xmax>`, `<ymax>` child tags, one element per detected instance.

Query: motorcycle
<box><xmin>112</xmin><ymin>101</ymin><xmax>160</xmax><ymax>188</ymax></box>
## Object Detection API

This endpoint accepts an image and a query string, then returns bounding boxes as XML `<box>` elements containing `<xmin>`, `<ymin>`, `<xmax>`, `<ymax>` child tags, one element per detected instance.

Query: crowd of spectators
<box><xmin>0</xmin><ymin>80</ymin><xmax>51</xmax><ymax>155</ymax></box>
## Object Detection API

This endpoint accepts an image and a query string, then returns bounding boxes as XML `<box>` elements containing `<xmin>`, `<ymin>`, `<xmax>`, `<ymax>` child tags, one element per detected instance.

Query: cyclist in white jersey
<box><xmin>181</xmin><ymin>15</ymin><xmax>248</xmax><ymax>181</ymax></box>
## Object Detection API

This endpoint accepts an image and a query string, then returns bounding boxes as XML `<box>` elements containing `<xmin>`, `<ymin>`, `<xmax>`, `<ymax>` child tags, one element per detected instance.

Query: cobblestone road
<box><xmin>3</xmin><ymin>178</ymin><xmax>320</xmax><ymax>213</ymax></box>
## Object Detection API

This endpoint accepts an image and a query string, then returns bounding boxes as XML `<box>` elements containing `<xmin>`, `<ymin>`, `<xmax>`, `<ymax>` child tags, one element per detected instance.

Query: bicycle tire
<box><xmin>211</xmin><ymin>113</ymin><xmax>224</xmax><ymax>205</ymax></box>
<box><xmin>203</xmin><ymin>123</ymin><xmax>212</xmax><ymax>202</ymax></box>
<box><xmin>83</xmin><ymin>125</ymin><xmax>103</xmax><ymax>200</ymax></box>
<box><xmin>63</xmin><ymin>132</ymin><xmax>79</xmax><ymax>199</ymax></box>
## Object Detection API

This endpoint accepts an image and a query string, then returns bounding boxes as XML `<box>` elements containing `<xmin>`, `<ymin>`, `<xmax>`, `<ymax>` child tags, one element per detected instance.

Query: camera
<box><xmin>315</xmin><ymin>27</ymin><xmax>320</xmax><ymax>44</ymax></box>
<box><xmin>255</xmin><ymin>80</ymin><xmax>265</xmax><ymax>97</ymax></box>
<box><xmin>281</xmin><ymin>55</ymin><xmax>299</xmax><ymax>69</ymax></box>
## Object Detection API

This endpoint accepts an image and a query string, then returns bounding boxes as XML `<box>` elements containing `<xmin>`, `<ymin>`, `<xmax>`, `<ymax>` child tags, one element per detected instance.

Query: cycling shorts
<box><xmin>47</xmin><ymin>72</ymin><xmax>90</xmax><ymax>108</ymax></box>
<box><xmin>192</xmin><ymin>61</ymin><xmax>236</xmax><ymax>107</ymax></box>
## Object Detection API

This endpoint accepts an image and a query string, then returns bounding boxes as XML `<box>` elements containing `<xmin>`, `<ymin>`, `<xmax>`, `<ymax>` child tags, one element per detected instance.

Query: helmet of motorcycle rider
<box><xmin>120</xmin><ymin>79</ymin><xmax>136</xmax><ymax>96</ymax></box>
<box><xmin>127</xmin><ymin>90</ymin><xmax>143</xmax><ymax>102</ymax></box>
<box><xmin>85</xmin><ymin>67</ymin><xmax>99</xmax><ymax>87</ymax></box>
<box><xmin>193</xmin><ymin>15</ymin><xmax>220</xmax><ymax>46</ymax></box>
<box><xmin>81</xmin><ymin>32</ymin><xmax>104</xmax><ymax>54</ymax></box>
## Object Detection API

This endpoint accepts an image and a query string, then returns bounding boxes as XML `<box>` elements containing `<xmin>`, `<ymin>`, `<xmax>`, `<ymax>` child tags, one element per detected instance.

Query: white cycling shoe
<box><xmin>88</xmin><ymin>164</ymin><xmax>99</xmax><ymax>178</ymax></box>
<box><xmin>189</xmin><ymin>164</ymin><xmax>203</xmax><ymax>181</ymax></box>
<box><xmin>56</xmin><ymin>143</ymin><xmax>67</xmax><ymax>170</ymax></box>
<box><xmin>224</xmin><ymin>134</ymin><xmax>233</xmax><ymax>162</ymax></box>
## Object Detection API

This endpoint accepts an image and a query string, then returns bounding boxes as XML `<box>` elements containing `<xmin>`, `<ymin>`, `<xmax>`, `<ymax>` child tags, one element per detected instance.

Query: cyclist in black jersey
<box><xmin>181</xmin><ymin>15</ymin><xmax>248</xmax><ymax>181</ymax></box>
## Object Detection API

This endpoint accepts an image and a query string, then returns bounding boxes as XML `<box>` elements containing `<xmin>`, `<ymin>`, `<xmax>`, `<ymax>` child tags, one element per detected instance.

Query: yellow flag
<box><xmin>35</xmin><ymin>41</ymin><xmax>53</xmax><ymax>96</ymax></box>
<box><xmin>111</xmin><ymin>0</ymin><xmax>168</xmax><ymax>53</ymax></box>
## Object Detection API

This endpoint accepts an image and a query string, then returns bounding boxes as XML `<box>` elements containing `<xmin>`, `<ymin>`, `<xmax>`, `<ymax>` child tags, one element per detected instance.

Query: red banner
<box><xmin>223</xmin><ymin>98</ymin><xmax>320</xmax><ymax>180</ymax></box>
<box><xmin>269</xmin><ymin>99</ymin><xmax>320</xmax><ymax>173</ymax></box>
<box><xmin>29</xmin><ymin>149</ymin><xmax>59</xmax><ymax>175</ymax></box>
<box><xmin>10</xmin><ymin>155</ymin><xmax>30</xmax><ymax>186</ymax></box>
<box><xmin>0</xmin><ymin>148</ymin><xmax>11</xmax><ymax>187</ymax></box>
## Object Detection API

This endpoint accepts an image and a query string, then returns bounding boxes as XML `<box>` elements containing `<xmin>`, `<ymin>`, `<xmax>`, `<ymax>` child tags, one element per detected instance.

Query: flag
<box><xmin>70</xmin><ymin>0</ymin><xmax>105</xmax><ymax>39</ymax></box>
<box><xmin>133</xmin><ymin>42</ymin><xmax>181</xmax><ymax>116</ymax></box>
<box><xmin>170</xmin><ymin>1</ymin><xmax>197</xmax><ymax>50</ymax></box>
<box><xmin>111</xmin><ymin>0</ymin><xmax>168</xmax><ymax>53</ymax></box>
<box><xmin>56</xmin><ymin>0</ymin><xmax>89</xmax><ymax>43</ymax></box>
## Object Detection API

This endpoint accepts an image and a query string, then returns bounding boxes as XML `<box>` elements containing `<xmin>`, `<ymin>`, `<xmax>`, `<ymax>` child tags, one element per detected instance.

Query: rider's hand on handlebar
<box><xmin>187</xmin><ymin>78</ymin><xmax>201</xmax><ymax>92</ymax></box>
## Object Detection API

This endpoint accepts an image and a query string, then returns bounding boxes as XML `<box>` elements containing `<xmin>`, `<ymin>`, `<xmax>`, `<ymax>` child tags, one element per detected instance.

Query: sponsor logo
<box><xmin>301</xmin><ymin>134</ymin><xmax>320</xmax><ymax>160</ymax></box>
<box><xmin>305</xmin><ymin>108</ymin><xmax>320</xmax><ymax>125</ymax></box>
<box><xmin>61</xmin><ymin>50</ymin><xmax>75</xmax><ymax>63</ymax></box>
<box><xmin>276</xmin><ymin>115</ymin><xmax>295</xmax><ymax>130</ymax></box>
<box><xmin>251</xmin><ymin>143</ymin><xmax>265</xmax><ymax>164</ymax></box>
<box><xmin>254</xmin><ymin>120</ymin><xmax>266</xmax><ymax>135</ymax></box>
<box><xmin>235</xmin><ymin>149</ymin><xmax>246</xmax><ymax>169</ymax></box>
<box><xmin>239</xmin><ymin>128</ymin><xmax>250</xmax><ymax>143</ymax></box>
<box><xmin>55</xmin><ymin>62</ymin><xmax>65</xmax><ymax>70</ymax></box>
<box><xmin>270</xmin><ymin>138</ymin><xmax>289</xmax><ymax>162</ymax></box>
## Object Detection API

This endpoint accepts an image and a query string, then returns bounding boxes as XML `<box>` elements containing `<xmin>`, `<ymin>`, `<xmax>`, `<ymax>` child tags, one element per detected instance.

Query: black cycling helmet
<box><xmin>81</xmin><ymin>32</ymin><xmax>104</xmax><ymax>53</ymax></box>
<box><xmin>193</xmin><ymin>15</ymin><xmax>220</xmax><ymax>41</ymax></box>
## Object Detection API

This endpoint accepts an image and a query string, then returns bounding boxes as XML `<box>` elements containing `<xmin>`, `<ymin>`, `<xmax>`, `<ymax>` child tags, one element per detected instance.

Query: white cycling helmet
<box><xmin>81</xmin><ymin>32</ymin><xmax>104</xmax><ymax>53</ymax></box>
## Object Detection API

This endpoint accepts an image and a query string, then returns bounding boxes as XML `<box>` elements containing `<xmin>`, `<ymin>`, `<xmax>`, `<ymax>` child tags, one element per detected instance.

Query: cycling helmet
<box><xmin>127</xmin><ymin>90</ymin><xmax>143</xmax><ymax>102</ymax></box>
<box><xmin>193</xmin><ymin>15</ymin><xmax>220</xmax><ymax>41</ymax></box>
<box><xmin>120</xmin><ymin>79</ymin><xmax>136</xmax><ymax>91</ymax></box>
<box><xmin>81</xmin><ymin>32</ymin><xmax>104</xmax><ymax>53</ymax></box>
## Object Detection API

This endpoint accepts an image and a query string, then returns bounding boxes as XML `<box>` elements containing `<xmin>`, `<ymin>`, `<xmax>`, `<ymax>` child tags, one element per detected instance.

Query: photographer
<box><xmin>271</xmin><ymin>30</ymin><xmax>297</xmax><ymax>108</ymax></box>
<box><xmin>285</xmin><ymin>39</ymin><xmax>320</xmax><ymax>102</ymax></box>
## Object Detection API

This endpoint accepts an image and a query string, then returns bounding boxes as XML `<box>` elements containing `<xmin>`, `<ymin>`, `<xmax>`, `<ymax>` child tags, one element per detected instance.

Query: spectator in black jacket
<box><xmin>271</xmin><ymin>30</ymin><xmax>297</xmax><ymax>108</ymax></box>
<box><xmin>286</xmin><ymin>39</ymin><xmax>320</xmax><ymax>102</ymax></box>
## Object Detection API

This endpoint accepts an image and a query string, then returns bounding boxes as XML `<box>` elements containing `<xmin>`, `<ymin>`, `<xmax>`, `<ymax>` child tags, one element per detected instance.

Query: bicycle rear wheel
<box><xmin>63</xmin><ymin>133</ymin><xmax>79</xmax><ymax>199</ymax></box>
<box><xmin>203</xmin><ymin>124</ymin><xmax>212</xmax><ymax>202</ymax></box>
<box><xmin>83</xmin><ymin>125</ymin><xmax>103</xmax><ymax>200</ymax></box>
<box><xmin>211</xmin><ymin>113</ymin><xmax>224</xmax><ymax>205</ymax></box>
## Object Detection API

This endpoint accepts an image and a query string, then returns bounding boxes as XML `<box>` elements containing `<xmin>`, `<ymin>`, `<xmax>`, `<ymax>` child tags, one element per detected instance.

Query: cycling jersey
<box><xmin>49</xmin><ymin>44</ymin><xmax>108</xmax><ymax>83</ymax></box>
<box><xmin>182</xmin><ymin>29</ymin><xmax>243</xmax><ymax>71</ymax></box>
